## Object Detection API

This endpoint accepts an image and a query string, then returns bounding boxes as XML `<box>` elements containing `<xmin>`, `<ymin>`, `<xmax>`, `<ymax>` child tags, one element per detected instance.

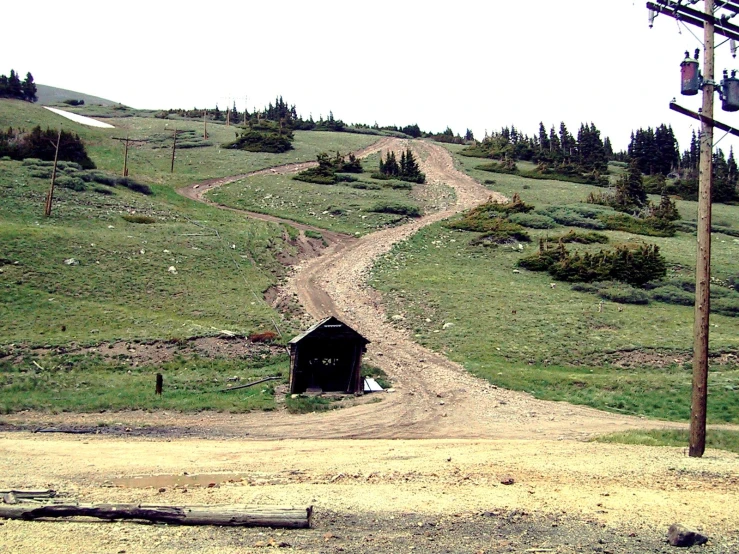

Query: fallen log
<box><xmin>0</xmin><ymin>503</ymin><xmax>312</xmax><ymax>528</ymax></box>
<box><xmin>219</xmin><ymin>376</ymin><xmax>281</xmax><ymax>393</ymax></box>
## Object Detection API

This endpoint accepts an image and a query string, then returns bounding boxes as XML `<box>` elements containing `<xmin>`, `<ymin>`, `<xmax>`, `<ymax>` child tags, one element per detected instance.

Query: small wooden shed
<box><xmin>288</xmin><ymin>316</ymin><xmax>370</xmax><ymax>395</ymax></box>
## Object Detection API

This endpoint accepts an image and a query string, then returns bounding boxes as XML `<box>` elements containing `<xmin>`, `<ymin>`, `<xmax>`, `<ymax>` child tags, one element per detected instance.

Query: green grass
<box><xmin>0</xmin><ymin>98</ymin><xmax>393</xmax><ymax>413</ymax></box>
<box><xmin>0</xmin><ymin>352</ymin><xmax>288</xmax><ymax>413</ymax></box>
<box><xmin>207</xmin><ymin>153</ymin><xmax>426</xmax><ymax>235</ymax></box>
<box><xmin>595</xmin><ymin>429</ymin><xmax>739</xmax><ymax>454</ymax></box>
<box><xmin>367</xmin><ymin>145</ymin><xmax>739</xmax><ymax>423</ymax></box>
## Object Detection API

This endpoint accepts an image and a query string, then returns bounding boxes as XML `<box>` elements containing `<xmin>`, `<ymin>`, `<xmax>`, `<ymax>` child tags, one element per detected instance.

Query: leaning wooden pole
<box><xmin>170</xmin><ymin>127</ymin><xmax>177</xmax><ymax>173</ymax></box>
<box><xmin>690</xmin><ymin>0</ymin><xmax>715</xmax><ymax>458</ymax></box>
<box><xmin>44</xmin><ymin>128</ymin><xmax>62</xmax><ymax>217</ymax></box>
<box><xmin>0</xmin><ymin>503</ymin><xmax>312</xmax><ymax>528</ymax></box>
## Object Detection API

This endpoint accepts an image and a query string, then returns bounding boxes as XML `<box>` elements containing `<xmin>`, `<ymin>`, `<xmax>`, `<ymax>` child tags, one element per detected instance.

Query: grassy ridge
<box><xmin>369</xmin><ymin>144</ymin><xmax>739</xmax><ymax>423</ymax></box>
<box><xmin>208</xmin><ymin>151</ymin><xmax>426</xmax><ymax>235</ymax></box>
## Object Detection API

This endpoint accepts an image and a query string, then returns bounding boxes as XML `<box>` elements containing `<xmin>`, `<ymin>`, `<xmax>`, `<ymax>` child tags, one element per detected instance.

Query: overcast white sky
<box><xmin>4</xmin><ymin>1</ymin><xmax>739</xmax><ymax>152</ymax></box>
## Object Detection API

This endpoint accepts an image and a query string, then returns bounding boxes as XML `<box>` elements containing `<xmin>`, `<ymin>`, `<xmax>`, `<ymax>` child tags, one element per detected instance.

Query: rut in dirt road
<box><xmin>178</xmin><ymin>138</ymin><xmax>675</xmax><ymax>440</ymax></box>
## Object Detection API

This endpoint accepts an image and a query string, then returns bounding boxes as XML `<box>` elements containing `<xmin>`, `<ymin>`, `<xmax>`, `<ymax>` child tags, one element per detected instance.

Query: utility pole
<box><xmin>44</xmin><ymin>128</ymin><xmax>62</xmax><ymax>217</ymax></box>
<box><xmin>203</xmin><ymin>111</ymin><xmax>208</xmax><ymax>140</ymax></box>
<box><xmin>111</xmin><ymin>135</ymin><xmax>149</xmax><ymax>178</ymax></box>
<box><xmin>170</xmin><ymin>126</ymin><xmax>177</xmax><ymax>173</ymax></box>
<box><xmin>123</xmin><ymin>134</ymin><xmax>129</xmax><ymax>176</ymax></box>
<box><xmin>690</xmin><ymin>0</ymin><xmax>715</xmax><ymax>458</ymax></box>
<box><xmin>646</xmin><ymin>0</ymin><xmax>739</xmax><ymax>457</ymax></box>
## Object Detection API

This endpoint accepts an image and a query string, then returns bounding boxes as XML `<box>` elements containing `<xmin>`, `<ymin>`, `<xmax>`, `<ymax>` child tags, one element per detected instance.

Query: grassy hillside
<box><xmin>208</xmin><ymin>151</ymin><xmax>431</xmax><ymax>235</ymax></box>
<box><xmin>35</xmin><ymin>84</ymin><xmax>119</xmax><ymax>107</ymax></box>
<box><xmin>369</xmin><ymin>144</ymin><xmax>739</xmax><ymax>424</ymax></box>
<box><xmin>0</xmin><ymin>98</ymin><xmax>381</xmax><ymax>413</ymax></box>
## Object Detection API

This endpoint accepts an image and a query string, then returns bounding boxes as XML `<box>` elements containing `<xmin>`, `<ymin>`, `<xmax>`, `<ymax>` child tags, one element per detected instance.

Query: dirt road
<box><xmin>173</xmin><ymin>137</ymin><xmax>679</xmax><ymax>441</ymax></box>
<box><xmin>3</xmin><ymin>138</ymin><xmax>739</xmax><ymax>553</ymax></box>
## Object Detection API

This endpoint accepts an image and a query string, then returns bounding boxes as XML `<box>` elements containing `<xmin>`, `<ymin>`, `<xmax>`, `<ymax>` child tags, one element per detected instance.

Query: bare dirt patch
<box><xmin>0</xmin><ymin>336</ymin><xmax>283</xmax><ymax>368</ymax></box>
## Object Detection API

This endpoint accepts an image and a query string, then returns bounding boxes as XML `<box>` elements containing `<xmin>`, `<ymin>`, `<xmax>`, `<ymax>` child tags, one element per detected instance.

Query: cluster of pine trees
<box><xmin>465</xmin><ymin>122</ymin><xmax>611</xmax><ymax>174</ymax></box>
<box><xmin>375</xmin><ymin>149</ymin><xmax>426</xmax><ymax>183</ymax></box>
<box><xmin>0</xmin><ymin>126</ymin><xmax>95</xmax><ymax>168</ymax></box>
<box><xmin>626</xmin><ymin>125</ymin><xmax>679</xmax><ymax>175</ymax></box>
<box><xmin>0</xmin><ymin>70</ymin><xmax>37</xmax><ymax>102</ymax></box>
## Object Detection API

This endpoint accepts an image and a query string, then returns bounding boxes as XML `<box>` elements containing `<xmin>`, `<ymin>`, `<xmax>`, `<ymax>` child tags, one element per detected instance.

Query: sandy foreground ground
<box><xmin>1</xmin><ymin>434</ymin><xmax>737</xmax><ymax>553</ymax></box>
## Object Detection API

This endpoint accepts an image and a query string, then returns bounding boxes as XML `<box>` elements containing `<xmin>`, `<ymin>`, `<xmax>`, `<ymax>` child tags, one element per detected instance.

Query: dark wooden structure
<box><xmin>288</xmin><ymin>317</ymin><xmax>369</xmax><ymax>394</ymax></box>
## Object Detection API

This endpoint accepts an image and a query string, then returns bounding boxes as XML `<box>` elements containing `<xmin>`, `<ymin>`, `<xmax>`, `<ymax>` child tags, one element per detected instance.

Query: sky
<box><xmin>4</xmin><ymin>0</ymin><xmax>739</xmax><ymax>152</ymax></box>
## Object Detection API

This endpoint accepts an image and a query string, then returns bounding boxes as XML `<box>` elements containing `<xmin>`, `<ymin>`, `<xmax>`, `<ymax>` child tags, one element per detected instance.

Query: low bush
<box><xmin>369</xmin><ymin>202</ymin><xmax>421</xmax><ymax>217</ymax></box>
<box><xmin>596</xmin><ymin>282</ymin><xmax>650</xmax><ymax>304</ymax></box>
<box><xmin>93</xmin><ymin>186</ymin><xmax>114</xmax><ymax>195</ymax></box>
<box><xmin>223</xmin><ymin>130</ymin><xmax>293</xmax><ymax>153</ymax></box>
<box><xmin>305</xmin><ymin>230</ymin><xmax>323</xmax><ymax>240</ymax></box>
<box><xmin>545</xmin><ymin>230</ymin><xmax>609</xmax><ymax>244</ymax></box>
<box><xmin>597</xmin><ymin>213</ymin><xmax>675</xmax><ymax>237</ymax></box>
<box><xmin>55</xmin><ymin>175</ymin><xmax>86</xmax><ymax>191</ymax></box>
<box><xmin>508</xmin><ymin>212</ymin><xmax>557</xmax><ymax>229</ymax></box>
<box><xmin>349</xmin><ymin>182</ymin><xmax>381</xmax><ymax>190</ymax></box>
<box><xmin>470</xmin><ymin>219</ymin><xmax>531</xmax><ymax>246</ymax></box>
<box><xmin>121</xmin><ymin>215</ymin><xmax>156</xmax><ymax>224</ymax></box>
<box><xmin>537</xmin><ymin>206</ymin><xmax>607</xmax><ymax>230</ymax></box>
<box><xmin>519</xmin><ymin>242</ymin><xmax>667</xmax><ymax>286</ymax></box>
<box><xmin>382</xmin><ymin>180</ymin><xmax>412</xmax><ymax>190</ymax></box>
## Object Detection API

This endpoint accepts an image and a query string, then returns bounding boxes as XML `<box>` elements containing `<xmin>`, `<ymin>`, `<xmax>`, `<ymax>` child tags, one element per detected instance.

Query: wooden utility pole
<box><xmin>123</xmin><ymin>134</ymin><xmax>129</xmax><ymax>176</ymax></box>
<box><xmin>690</xmin><ymin>0</ymin><xmax>715</xmax><ymax>458</ymax></box>
<box><xmin>203</xmin><ymin>111</ymin><xmax>208</xmax><ymax>140</ymax></box>
<box><xmin>170</xmin><ymin>127</ymin><xmax>177</xmax><ymax>173</ymax></box>
<box><xmin>44</xmin><ymin>128</ymin><xmax>62</xmax><ymax>217</ymax></box>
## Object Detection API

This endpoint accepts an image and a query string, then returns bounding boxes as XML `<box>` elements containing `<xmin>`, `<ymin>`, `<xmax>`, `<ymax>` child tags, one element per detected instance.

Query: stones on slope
<box><xmin>667</xmin><ymin>523</ymin><xmax>708</xmax><ymax>547</ymax></box>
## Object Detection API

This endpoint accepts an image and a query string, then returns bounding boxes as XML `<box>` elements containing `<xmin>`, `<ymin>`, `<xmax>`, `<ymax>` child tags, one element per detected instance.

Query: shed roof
<box><xmin>289</xmin><ymin>316</ymin><xmax>370</xmax><ymax>345</ymax></box>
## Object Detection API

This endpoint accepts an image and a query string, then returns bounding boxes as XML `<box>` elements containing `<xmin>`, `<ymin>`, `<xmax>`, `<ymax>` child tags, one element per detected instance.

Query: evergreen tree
<box><xmin>21</xmin><ymin>72</ymin><xmax>37</xmax><ymax>102</ymax></box>
<box><xmin>615</xmin><ymin>159</ymin><xmax>648</xmax><ymax>208</ymax></box>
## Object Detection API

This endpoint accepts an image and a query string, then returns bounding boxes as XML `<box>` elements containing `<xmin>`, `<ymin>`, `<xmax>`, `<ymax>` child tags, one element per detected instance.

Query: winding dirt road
<box><xmin>178</xmin><ymin>138</ymin><xmax>675</xmax><ymax>441</ymax></box>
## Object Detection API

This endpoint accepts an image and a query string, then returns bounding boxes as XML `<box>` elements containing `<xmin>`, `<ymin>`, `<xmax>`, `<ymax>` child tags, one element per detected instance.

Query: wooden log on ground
<box><xmin>0</xmin><ymin>503</ymin><xmax>312</xmax><ymax>528</ymax></box>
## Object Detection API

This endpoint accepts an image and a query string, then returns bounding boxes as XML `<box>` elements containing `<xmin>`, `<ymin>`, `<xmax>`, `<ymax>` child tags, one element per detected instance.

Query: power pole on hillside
<box><xmin>171</xmin><ymin>126</ymin><xmax>178</xmax><ymax>173</ymax></box>
<box><xmin>111</xmin><ymin>135</ymin><xmax>150</xmax><ymax>177</ymax></box>
<box><xmin>44</xmin><ymin>128</ymin><xmax>62</xmax><ymax>217</ymax></box>
<box><xmin>647</xmin><ymin>0</ymin><xmax>739</xmax><ymax>457</ymax></box>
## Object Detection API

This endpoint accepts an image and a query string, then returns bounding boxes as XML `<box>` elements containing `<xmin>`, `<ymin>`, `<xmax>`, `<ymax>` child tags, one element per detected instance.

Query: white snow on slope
<box><xmin>43</xmin><ymin>107</ymin><xmax>115</xmax><ymax>128</ymax></box>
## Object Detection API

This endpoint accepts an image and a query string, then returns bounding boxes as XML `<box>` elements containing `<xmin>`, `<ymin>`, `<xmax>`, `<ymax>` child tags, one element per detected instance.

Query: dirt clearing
<box><xmin>1</xmin><ymin>436</ymin><xmax>737</xmax><ymax>553</ymax></box>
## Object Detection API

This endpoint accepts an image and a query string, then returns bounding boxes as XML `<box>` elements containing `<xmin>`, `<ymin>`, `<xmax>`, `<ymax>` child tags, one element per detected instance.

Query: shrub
<box><xmin>121</xmin><ymin>215</ymin><xmax>156</xmax><ymax>224</ymax></box>
<box><xmin>596</xmin><ymin>282</ymin><xmax>650</xmax><ymax>304</ymax></box>
<box><xmin>382</xmin><ymin>180</ymin><xmax>412</xmax><ymax>190</ymax></box>
<box><xmin>597</xmin><ymin>213</ymin><xmax>675</xmax><ymax>237</ymax></box>
<box><xmin>118</xmin><ymin>177</ymin><xmax>152</xmax><ymax>195</ymax></box>
<box><xmin>519</xmin><ymin>242</ymin><xmax>666</xmax><ymax>286</ymax></box>
<box><xmin>55</xmin><ymin>175</ymin><xmax>86</xmax><ymax>191</ymax></box>
<box><xmin>509</xmin><ymin>212</ymin><xmax>557</xmax><ymax>229</ymax></box>
<box><xmin>29</xmin><ymin>169</ymin><xmax>51</xmax><ymax>179</ymax></box>
<box><xmin>449</xmin><ymin>195</ymin><xmax>533</xmax><ymax>232</ymax></box>
<box><xmin>546</xmin><ymin>230</ymin><xmax>609</xmax><ymax>244</ymax></box>
<box><xmin>350</xmin><ymin>182</ymin><xmax>381</xmax><ymax>190</ymax></box>
<box><xmin>222</xmin><ymin>130</ymin><xmax>293</xmax><ymax>153</ymax></box>
<box><xmin>305</xmin><ymin>230</ymin><xmax>323</xmax><ymax>240</ymax></box>
<box><xmin>537</xmin><ymin>206</ymin><xmax>606</xmax><ymax>230</ymax></box>
<box><xmin>369</xmin><ymin>202</ymin><xmax>421</xmax><ymax>217</ymax></box>
<box><xmin>470</xmin><ymin>219</ymin><xmax>531</xmax><ymax>246</ymax></box>
<box><xmin>93</xmin><ymin>186</ymin><xmax>114</xmax><ymax>195</ymax></box>
<box><xmin>650</xmin><ymin>285</ymin><xmax>694</xmax><ymax>306</ymax></box>
<box><xmin>712</xmin><ymin>297</ymin><xmax>739</xmax><ymax>317</ymax></box>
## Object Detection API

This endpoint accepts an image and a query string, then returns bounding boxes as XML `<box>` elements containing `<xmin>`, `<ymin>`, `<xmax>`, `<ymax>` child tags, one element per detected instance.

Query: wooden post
<box><xmin>155</xmin><ymin>373</ymin><xmax>163</xmax><ymax>395</ymax></box>
<box><xmin>123</xmin><ymin>134</ymin><xmax>129</xmax><ymax>177</ymax></box>
<box><xmin>44</xmin><ymin>128</ymin><xmax>62</xmax><ymax>217</ymax></box>
<box><xmin>690</xmin><ymin>0</ymin><xmax>715</xmax><ymax>458</ymax></box>
<box><xmin>170</xmin><ymin>127</ymin><xmax>177</xmax><ymax>173</ymax></box>
<box><xmin>203</xmin><ymin>111</ymin><xmax>208</xmax><ymax>140</ymax></box>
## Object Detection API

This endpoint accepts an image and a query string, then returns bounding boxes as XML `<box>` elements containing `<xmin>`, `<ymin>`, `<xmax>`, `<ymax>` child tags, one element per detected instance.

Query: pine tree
<box><xmin>615</xmin><ymin>159</ymin><xmax>647</xmax><ymax>208</ymax></box>
<box><xmin>21</xmin><ymin>72</ymin><xmax>37</xmax><ymax>102</ymax></box>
